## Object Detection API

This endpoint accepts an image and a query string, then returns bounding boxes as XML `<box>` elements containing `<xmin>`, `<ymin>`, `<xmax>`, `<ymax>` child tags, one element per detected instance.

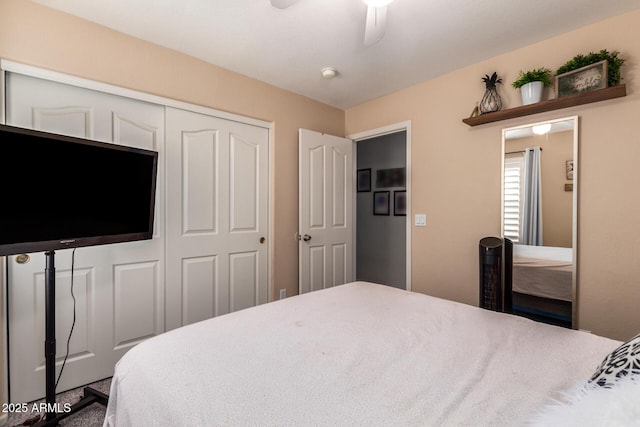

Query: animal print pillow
<box><xmin>590</xmin><ymin>333</ymin><xmax>640</xmax><ymax>388</ymax></box>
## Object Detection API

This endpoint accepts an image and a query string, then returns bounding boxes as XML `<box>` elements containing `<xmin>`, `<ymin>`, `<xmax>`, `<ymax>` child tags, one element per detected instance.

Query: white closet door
<box><xmin>5</xmin><ymin>73</ymin><xmax>165</xmax><ymax>403</ymax></box>
<box><xmin>165</xmin><ymin>107</ymin><xmax>269</xmax><ymax>330</ymax></box>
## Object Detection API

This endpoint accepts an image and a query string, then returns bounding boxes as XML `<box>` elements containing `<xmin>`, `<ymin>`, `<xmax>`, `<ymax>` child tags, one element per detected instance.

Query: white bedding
<box><xmin>512</xmin><ymin>245</ymin><xmax>573</xmax><ymax>301</ymax></box>
<box><xmin>104</xmin><ymin>281</ymin><xmax>619</xmax><ymax>427</ymax></box>
<box><xmin>513</xmin><ymin>244</ymin><xmax>573</xmax><ymax>263</ymax></box>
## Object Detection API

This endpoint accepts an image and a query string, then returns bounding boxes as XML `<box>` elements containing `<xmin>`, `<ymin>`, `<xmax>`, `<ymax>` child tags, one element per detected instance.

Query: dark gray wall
<box><xmin>356</xmin><ymin>131</ymin><xmax>406</xmax><ymax>289</ymax></box>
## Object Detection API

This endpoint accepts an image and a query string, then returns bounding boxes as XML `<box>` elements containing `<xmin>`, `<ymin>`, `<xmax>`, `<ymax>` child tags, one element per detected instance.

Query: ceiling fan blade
<box><xmin>270</xmin><ymin>0</ymin><xmax>301</xmax><ymax>9</ymax></box>
<box><xmin>364</xmin><ymin>5</ymin><xmax>387</xmax><ymax>47</ymax></box>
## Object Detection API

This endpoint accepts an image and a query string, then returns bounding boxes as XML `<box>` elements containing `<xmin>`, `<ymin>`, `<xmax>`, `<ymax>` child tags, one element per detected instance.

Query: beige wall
<box><xmin>0</xmin><ymin>0</ymin><xmax>345</xmax><ymax>303</ymax></box>
<box><xmin>346</xmin><ymin>10</ymin><xmax>640</xmax><ymax>341</ymax></box>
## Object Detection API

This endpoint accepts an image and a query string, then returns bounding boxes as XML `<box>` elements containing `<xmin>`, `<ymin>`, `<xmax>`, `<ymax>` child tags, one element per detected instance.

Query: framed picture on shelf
<box><xmin>373</xmin><ymin>191</ymin><xmax>390</xmax><ymax>215</ymax></box>
<box><xmin>556</xmin><ymin>60</ymin><xmax>607</xmax><ymax>97</ymax></box>
<box><xmin>394</xmin><ymin>190</ymin><xmax>406</xmax><ymax>216</ymax></box>
<box><xmin>357</xmin><ymin>168</ymin><xmax>371</xmax><ymax>192</ymax></box>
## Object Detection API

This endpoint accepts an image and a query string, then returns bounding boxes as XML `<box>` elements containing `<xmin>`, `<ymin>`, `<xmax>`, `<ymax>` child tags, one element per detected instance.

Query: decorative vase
<box><xmin>520</xmin><ymin>81</ymin><xmax>543</xmax><ymax>105</ymax></box>
<box><xmin>479</xmin><ymin>88</ymin><xmax>502</xmax><ymax>114</ymax></box>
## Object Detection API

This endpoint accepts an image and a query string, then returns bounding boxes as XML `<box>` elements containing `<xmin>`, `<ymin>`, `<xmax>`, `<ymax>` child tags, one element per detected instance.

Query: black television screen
<box><xmin>0</xmin><ymin>124</ymin><xmax>158</xmax><ymax>256</ymax></box>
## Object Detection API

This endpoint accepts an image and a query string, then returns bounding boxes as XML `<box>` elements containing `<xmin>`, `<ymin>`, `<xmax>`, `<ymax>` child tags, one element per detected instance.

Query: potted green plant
<box><xmin>511</xmin><ymin>67</ymin><xmax>552</xmax><ymax>105</ymax></box>
<box><xmin>556</xmin><ymin>49</ymin><xmax>625</xmax><ymax>88</ymax></box>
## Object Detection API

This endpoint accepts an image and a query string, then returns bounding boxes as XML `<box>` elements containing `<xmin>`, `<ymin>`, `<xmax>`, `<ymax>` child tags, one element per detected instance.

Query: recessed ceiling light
<box><xmin>321</xmin><ymin>67</ymin><xmax>338</xmax><ymax>79</ymax></box>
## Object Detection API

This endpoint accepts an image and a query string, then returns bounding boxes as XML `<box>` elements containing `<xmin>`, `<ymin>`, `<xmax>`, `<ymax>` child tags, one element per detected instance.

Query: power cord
<box><xmin>55</xmin><ymin>248</ymin><xmax>77</xmax><ymax>390</ymax></box>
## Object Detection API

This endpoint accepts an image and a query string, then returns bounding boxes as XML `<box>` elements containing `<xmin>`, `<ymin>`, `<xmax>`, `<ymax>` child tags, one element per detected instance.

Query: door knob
<box><xmin>16</xmin><ymin>254</ymin><xmax>30</xmax><ymax>264</ymax></box>
<box><xmin>260</xmin><ymin>237</ymin><xmax>266</xmax><ymax>244</ymax></box>
<box><xmin>302</xmin><ymin>234</ymin><xmax>312</xmax><ymax>242</ymax></box>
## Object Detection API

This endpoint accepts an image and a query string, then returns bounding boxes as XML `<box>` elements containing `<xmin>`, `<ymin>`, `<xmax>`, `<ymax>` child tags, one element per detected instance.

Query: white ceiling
<box><xmin>32</xmin><ymin>0</ymin><xmax>640</xmax><ymax>109</ymax></box>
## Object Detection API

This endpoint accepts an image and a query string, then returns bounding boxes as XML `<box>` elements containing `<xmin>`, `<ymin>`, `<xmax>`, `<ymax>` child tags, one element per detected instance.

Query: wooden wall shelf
<box><xmin>462</xmin><ymin>84</ymin><xmax>627</xmax><ymax>126</ymax></box>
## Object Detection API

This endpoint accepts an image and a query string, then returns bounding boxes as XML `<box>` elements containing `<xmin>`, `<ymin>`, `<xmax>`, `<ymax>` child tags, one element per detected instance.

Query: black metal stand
<box><xmin>32</xmin><ymin>251</ymin><xmax>109</xmax><ymax>426</ymax></box>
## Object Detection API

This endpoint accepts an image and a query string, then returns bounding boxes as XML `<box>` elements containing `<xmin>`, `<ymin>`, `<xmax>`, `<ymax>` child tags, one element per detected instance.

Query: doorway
<box><xmin>349</xmin><ymin>122</ymin><xmax>411</xmax><ymax>291</ymax></box>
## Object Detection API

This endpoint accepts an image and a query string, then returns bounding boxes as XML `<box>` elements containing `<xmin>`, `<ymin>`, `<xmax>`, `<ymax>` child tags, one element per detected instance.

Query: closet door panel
<box><xmin>5</xmin><ymin>72</ymin><xmax>165</xmax><ymax>403</ymax></box>
<box><xmin>165</xmin><ymin>107</ymin><xmax>269</xmax><ymax>331</ymax></box>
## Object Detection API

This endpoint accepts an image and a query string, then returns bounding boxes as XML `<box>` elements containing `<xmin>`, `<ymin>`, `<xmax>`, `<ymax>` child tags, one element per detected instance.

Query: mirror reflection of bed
<box><xmin>502</xmin><ymin>117</ymin><xmax>577</xmax><ymax>328</ymax></box>
<box><xmin>512</xmin><ymin>244</ymin><xmax>572</xmax><ymax>327</ymax></box>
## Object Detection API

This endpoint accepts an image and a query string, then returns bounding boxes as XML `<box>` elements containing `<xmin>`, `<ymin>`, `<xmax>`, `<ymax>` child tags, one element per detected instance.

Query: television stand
<box><xmin>33</xmin><ymin>387</ymin><xmax>109</xmax><ymax>427</ymax></box>
<box><xmin>33</xmin><ymin>251</ymin><xmax>109</xmax><ymax>426</ymax></box>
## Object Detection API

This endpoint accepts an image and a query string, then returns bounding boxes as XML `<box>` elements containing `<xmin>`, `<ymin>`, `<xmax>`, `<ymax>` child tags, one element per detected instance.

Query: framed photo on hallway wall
<box><xmin>357</xmin><ymin>168</ymin><xmax>371</xmax><ymax>192</ymax></box>
<box><xmin>394</xmin><ymin>190</ymin><xmax>406</xmax><ymax>216</ymax></box>
<box><xmin>373</xmin><ymin>191</ymin><xmax>390</xmax><ymax>215</ymax></box>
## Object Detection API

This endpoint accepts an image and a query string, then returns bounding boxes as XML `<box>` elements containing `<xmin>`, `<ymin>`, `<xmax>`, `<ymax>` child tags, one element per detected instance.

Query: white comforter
<box><xmin>512</xmin><ymin>257</ymin><xmax>573</xmax><ymax>301</ymax></box>
<box><xmin>104</xmin><ymin>281</ymin><xmax>619</xmax><ymax>427</ymax></box>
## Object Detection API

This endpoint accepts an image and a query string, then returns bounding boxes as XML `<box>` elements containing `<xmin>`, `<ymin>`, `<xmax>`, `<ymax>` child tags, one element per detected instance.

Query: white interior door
<box><xmin>5</xmin><ymin>73</ymin><xmax>165</xmax><ymax>403</ymax></box>
<box><xmin>298</xmin><ymin>129</ymin><xmax>353</xmax><ymax>294</ymax></box>
<box><xmin>165</xmin><ymin>107</ymin><xmax>269</xmax><ymax>331</ymax></box>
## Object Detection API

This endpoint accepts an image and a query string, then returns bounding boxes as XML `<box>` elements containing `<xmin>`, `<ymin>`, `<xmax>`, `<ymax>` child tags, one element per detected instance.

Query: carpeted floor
<box><xmin>6</xmin><ymin>378</ymin><xmax>111</xmax><ymax>427</ymax></box>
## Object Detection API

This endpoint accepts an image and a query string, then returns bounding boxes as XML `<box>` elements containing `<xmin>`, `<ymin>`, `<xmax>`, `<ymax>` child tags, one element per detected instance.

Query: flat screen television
<box><xmin>0</xmin><ymin>124</ymin><xmax>158</xmax><ymax>256</ymax></box>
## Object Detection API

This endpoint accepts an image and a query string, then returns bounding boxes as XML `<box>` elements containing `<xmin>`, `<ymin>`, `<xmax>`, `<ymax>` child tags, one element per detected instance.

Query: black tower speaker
<box><xmin>479</xmin><ymin>237</ymin><xmax>512</xmax><ymax>312</ymax></box>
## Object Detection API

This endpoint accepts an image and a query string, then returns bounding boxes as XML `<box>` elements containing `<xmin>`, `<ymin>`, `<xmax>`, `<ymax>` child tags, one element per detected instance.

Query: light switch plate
<box><xmin>415</xmin><ymin>214</ymin><xmax>426</xmax><ymax>227</ymax></box>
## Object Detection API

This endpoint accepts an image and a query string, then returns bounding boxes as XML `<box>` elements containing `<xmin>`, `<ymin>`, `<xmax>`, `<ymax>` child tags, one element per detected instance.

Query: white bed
<box><xmin>104</xmin><ymin>281</ymin><xmax>621</xmax><ymax>426</ymax></box>
<box><xmin>512</xmin><ymin>244</ymin><xmax>573</xmax><ymax>301</ymax></box>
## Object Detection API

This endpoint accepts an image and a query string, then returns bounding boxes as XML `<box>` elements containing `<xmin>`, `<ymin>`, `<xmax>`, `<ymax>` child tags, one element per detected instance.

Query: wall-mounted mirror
<box><xmin>501</xmin><ymin>116</ymin><xmax>578</xmax><ymax>328</ymax></box>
